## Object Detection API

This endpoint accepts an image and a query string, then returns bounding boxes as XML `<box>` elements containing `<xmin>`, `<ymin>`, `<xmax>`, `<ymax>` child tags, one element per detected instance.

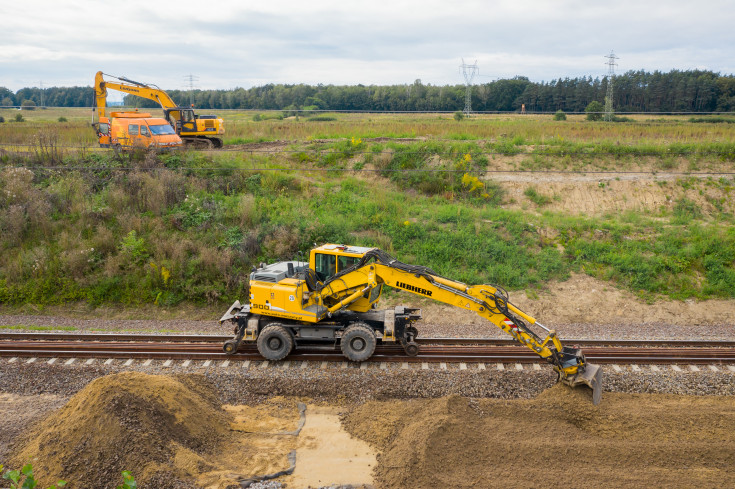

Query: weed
<box><xmin>524</xmin><ymin>186</ymin><xmax>552</xmax><ymax>206</ymax></box>
<box><xmin>1</xmin><ymin>463</ymin><xmax>66</xmax><ymax>489</ymax></box>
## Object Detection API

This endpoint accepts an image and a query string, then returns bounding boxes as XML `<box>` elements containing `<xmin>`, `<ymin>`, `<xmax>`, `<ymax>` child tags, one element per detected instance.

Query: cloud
<box><xmin>1</xmin><ymin>0</ymin><xmax>733</xmax><ymax>92</ymax></box>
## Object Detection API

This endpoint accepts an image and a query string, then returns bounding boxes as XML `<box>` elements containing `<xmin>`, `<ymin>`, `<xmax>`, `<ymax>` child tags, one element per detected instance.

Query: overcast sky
<box><xmin>2</xmin><ymin>0</ymin><xmax>733</xmax><ymax>97</ymax></box>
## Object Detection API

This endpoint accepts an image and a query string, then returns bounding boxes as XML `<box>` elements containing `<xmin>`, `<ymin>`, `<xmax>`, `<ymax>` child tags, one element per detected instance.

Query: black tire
<box><xmin>340</xmin><ymin>322</ymin><xmax>377</xmax><ymax>362</ymax></box>
<box><xmin>257</xmin><ymin>324</ymin><xmax>293</xmax><ymax>361</ymax></box>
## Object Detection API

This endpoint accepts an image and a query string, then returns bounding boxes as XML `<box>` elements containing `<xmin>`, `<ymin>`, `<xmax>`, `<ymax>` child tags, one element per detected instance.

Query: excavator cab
<box><xmin>163</xmin><ymin>108</ymin><xmax>196</xmax><ymax>133</ymax></box>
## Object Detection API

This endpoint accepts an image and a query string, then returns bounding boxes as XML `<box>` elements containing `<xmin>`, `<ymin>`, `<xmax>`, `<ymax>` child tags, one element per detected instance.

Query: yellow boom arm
<box><xmin>312</xmin><ymin>248</ymin><xmax>602</xmax><ymax>403</ymax></box>
<box><xmin>95</xmin><ymin>71</ymin><xmax>178</xmax><ymax>120</ymax></box>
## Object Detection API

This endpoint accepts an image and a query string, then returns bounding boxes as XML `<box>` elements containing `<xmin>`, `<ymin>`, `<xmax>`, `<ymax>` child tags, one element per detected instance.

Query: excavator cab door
<box><xmin>179</xmin><ymin>109</ymin><xmax>196</xmax><ymax>133</ymax></box>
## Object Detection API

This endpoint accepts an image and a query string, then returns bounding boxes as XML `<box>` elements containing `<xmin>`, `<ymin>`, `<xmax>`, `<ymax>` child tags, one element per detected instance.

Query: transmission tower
<box><xmin>459</xmin><ymin>58</ymin><xmax>479</xmax><ymax>117</ymax></box>
<box><xmin>604</xmin><ymin>50</ymin><xmax>618</xmax><ymax>121</ymax></box>
<box><xmin>39</xmin><ymin>81</ymin><xmax>44</xmax><ymax>108</ymax></box>
<box><xmin>184</xmin><ymin>74</ymin><xmax>199</xmax><ymax>106</ymax></box>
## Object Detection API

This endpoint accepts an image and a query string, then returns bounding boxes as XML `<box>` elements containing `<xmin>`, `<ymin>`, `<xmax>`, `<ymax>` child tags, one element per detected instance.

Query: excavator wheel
<box><xmin>341</xmin><ymin>322</ymin><xmax>377</xmax><ymax>362</ymax></box>
<box><xmin>223</xmin><ymin>339</ymin><xmax>239</xmax><ymax>355</ymax></box>
<box><xmin>257</xmin><ymin>324</ymin><xmax>294</xmax><ymax>361</ymax></box>
<box><xmin>404</xmin><ymin>341</ymin><xmax>419</xmax><ymax>357</ymax></box>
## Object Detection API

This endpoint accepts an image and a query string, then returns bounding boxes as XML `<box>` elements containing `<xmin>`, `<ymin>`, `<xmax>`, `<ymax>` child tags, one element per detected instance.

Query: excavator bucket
<box><xmin>563</xmin><ymin>363</ymin><xmax>603</xmax><ymax>405</ymax></box>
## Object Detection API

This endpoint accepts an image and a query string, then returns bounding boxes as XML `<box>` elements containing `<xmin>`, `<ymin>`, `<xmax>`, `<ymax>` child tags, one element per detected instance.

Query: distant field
<box><xmin>1</xmin><ymin>109</ymin><xmax>734</xmax><ymax>310</ymax></box>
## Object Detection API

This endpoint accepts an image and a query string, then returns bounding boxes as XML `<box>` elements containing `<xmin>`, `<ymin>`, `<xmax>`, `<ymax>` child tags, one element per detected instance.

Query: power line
<box><xmin>183</xmin><ymin>74</ymin><xmax>199</xmax><ymax>106</ymax></box>
<box><xmin>459</xmin><ymin>59</ymin><xmax>479</xmax><ymax>117</ymax></box>
<box><xmin>604</xmin><ymin>50</ymin><xmax>619</xmax><ymax>122</ymax></box>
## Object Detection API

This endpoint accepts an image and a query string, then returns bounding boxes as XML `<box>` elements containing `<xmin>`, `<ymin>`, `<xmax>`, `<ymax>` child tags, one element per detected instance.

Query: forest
<box><xmin>2</xmin><ymin>69</ymin><xmax>735</xmax><ymax>113</ymax></box>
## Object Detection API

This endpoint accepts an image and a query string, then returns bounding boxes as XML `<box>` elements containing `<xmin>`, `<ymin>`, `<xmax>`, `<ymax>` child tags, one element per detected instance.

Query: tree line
<box><xmin>2</xmin><ymin>69</ymin><xmax>734</xmax><ymax>113</ymax></box>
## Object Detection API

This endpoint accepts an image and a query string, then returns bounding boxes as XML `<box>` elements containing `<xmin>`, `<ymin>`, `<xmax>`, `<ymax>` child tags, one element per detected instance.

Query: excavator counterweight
<box><xmin>219</xmin><ymin>244</ymin><xmax>604</xmax><ymax>404</ymax></box>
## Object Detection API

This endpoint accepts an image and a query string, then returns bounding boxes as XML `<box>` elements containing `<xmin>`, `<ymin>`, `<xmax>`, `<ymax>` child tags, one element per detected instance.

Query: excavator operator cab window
<box><xmin>314</xmin><ymin>253</ymin><xmax>336</xmax><ymax>281</ymax></box>
<box><xmin>338</xmin><ymin>255</ymin><xmax>360</xmax><ymax>272</ymax></box>
<box><xmin>180</xmin><ymin>110</ymin><xmax>194</xmax><ymax>122</ymax></box>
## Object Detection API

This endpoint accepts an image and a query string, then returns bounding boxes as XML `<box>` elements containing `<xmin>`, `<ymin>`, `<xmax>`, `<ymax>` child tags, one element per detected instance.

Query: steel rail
<box><xmin>1</xmin><ymin>339</ymin><xmax>734</xmax><ymax>364</ymax></box>
<box><xmin>1</xmin><ymin>332</ymin><xmax>733</xmax><ymax>349</ymax></box>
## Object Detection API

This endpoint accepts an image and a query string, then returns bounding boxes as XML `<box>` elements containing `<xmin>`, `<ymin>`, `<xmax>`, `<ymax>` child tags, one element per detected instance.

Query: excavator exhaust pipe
<box><xmin>563</xmin><ymin>363</ymin><xmax>603</xmax><ymax>405</ymax></box>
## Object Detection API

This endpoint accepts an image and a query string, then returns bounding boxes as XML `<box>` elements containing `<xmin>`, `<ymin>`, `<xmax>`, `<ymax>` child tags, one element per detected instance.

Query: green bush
<box><xmin>585</xmin><ymin>101</ymin><xmax>604</xmax><ymax>121</ymax></box>
<box><xmin>453</xmin><ymin>111</ymin><xmax>465</xmax><ymax>121</ymax></box>
<box><xmin>553</xmin><ymin>110</ymin><xmax>567</xmax><ymax>121</ymax></box>
<box><xmin>14</xmin><ymin>113</ymin><xmax>24</xmax><ymax>122</ymax></box>
<box><xmin>58</xmin><ymin>116</ymin><xmax>68</xmax><ymax>122</ymax></box>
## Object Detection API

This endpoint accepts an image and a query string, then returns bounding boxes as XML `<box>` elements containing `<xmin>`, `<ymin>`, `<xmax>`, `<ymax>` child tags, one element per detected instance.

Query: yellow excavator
<box><xmin>220</xmin><ymin>244</ymin><xmax>604</xmax><ymax>404</ymax></box>
<box><xmin>94</xmin><ymin>71</ymin><xmax>225</xmax><ymax>148</ymax></box>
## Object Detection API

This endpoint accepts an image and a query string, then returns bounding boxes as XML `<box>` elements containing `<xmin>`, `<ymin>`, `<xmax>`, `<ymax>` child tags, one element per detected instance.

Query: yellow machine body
<box><xmin>228</xmin><ymin>244</ymin><xmax>603</xmax><ymax>404</ymax></box>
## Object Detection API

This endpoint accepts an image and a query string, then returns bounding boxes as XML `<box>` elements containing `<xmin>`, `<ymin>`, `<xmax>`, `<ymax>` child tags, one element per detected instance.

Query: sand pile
<box><xmin>343</xmin><ymin>385</ymin><xmax>735</xmax><ymax>489</ymax></box>
<box><xmin>10</xmin><ymin>372</ymin><xmax>231</xmax><ymax>489</ymax></box>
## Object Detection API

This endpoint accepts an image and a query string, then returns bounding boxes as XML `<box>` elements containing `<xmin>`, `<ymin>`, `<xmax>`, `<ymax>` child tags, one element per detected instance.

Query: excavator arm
<box><xmin>95</xmin><ymin>71</ymin><xmax>178</xmax><ymax>119</ymax></box>
<box><xmin>313</xmin><ymin>248</ymin><xmax>603</xmax><ymax>404</ymax></box>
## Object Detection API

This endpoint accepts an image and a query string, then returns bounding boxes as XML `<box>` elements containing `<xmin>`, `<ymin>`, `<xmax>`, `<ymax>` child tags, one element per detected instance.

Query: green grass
<box><xmin>1</xmin><ymin>112</ymin><xmax>735</xmax><ymax>306</ymax></box>
<box><xmin>0</xmin><ymin>325</ymin><xmax>77</xmax><ymax>331</ymax></box>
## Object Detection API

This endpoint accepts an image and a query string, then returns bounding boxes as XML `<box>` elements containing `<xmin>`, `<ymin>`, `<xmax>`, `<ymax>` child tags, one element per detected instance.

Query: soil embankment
<box><xmin>343</xmin><ymin>386</ymin><xmax>735</xmax><ymax>489</ymax></box>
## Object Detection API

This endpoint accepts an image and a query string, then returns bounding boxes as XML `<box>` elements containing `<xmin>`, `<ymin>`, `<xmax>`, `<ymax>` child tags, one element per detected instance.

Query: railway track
<box><xmin>1</xmin><ymin>332</ymin><xmax>734</xmax><ymax>365</ymax></box>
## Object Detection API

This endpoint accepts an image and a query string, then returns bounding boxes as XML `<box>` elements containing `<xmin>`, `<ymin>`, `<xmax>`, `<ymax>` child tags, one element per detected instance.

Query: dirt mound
<box><xmin>343</xmin><ymin>388</ymin><xmax>735</xmax><ymax>489</ymax></box>
<box><xmin>9</xmin><ymin>372</ymin><xmax>230</xmax><ymax>489</ymax></box>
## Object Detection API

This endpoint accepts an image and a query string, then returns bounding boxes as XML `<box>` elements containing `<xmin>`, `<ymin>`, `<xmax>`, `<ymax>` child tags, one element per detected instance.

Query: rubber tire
<box><xmin>257</xmin><ymin>324</ymin><xmax>294</xmax><ymax>361</ymax></box>
<box><xmin>223</xmin><ymin>339</ymin><xmax>239</xmax><ymax>354</ymax></box>
<box><xmin>340</xmin><ymin>322</ymin><xmax>377</xmax><ymax>362</ymax></box>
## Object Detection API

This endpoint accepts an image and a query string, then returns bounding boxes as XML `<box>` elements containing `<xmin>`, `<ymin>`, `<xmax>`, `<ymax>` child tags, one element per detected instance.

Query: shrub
<box><xmin>58</xmin><ymin>116</ymin><xmax>68</xmax><ymax>122</ymax></box>
<box><xmin>0</xmin><ymin>116</ymin><xmax>4</xmax><ymax>123</ymax></box>
<box><xmin>252</xmin><ymin>113</ymin><xmax>262</xmax><ymax>121</ymax></box>
<box><xmin>14</xmin><ymin>113</ymin><xmax>24</xmax><ymax>122</ymax></box>
<box><xmin>553</xmin><ymin>110</ymin><xmax>567</xmax><ymax>121</ymax></box>
<box><xmin>453</xmin><ymin>111</ymin><xmax>465</xmax><ymax>121</ymax></box>
<box><xmin>585</xmin><ymin>101</ymin><xmax>604</xmax><ymax>121</ymax></box>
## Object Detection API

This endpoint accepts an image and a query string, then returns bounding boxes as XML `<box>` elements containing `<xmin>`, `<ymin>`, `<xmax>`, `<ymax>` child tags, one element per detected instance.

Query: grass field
<box><xmin>1</xmin><ymin>108</ymin><xmax>734</xmax><ymax>309</ymax></box>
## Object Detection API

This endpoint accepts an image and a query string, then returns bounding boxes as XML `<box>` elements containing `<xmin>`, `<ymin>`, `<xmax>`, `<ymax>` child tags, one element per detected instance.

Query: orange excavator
<box><xmin>94</xmin><ymin>71</ymin><xmax>225</xmax><ymax>148</ymax></box>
